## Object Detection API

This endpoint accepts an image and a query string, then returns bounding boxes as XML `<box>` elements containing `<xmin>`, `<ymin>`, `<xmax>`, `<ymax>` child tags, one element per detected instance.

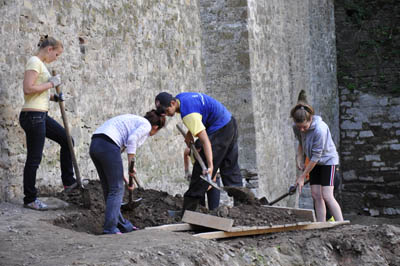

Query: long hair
<box><xmin>144</xmin><ymin>110</ymin><xmax>166</xmax><ymax>129</ymax></box>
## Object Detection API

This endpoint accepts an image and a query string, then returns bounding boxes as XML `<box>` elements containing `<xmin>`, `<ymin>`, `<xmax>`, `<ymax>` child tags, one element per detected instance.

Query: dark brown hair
<box><xmin>144</xmin><ymin>110</ymin><xmax>166</xmax><ymax>129</ymax></box>
<box><xmin>290</xmin><ymin>102</ymin><xmax>315</xmax><ymax>123</ymax></box>
<box><xmin>38</xmin><ymin>35</ymin><xmax>63</xmax><ymax>49</ymax></box>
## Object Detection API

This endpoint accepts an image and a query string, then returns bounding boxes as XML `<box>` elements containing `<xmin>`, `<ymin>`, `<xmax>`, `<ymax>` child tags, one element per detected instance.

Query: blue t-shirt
<box><xmin>176</xmin><ymin>92</ymin><xmax>231</xmax><ymax>135</ymax></box>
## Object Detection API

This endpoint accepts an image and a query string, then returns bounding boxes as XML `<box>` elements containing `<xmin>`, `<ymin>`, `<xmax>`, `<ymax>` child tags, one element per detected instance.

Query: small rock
<box><xmin>223</xmin><ymin>253</ymin><xmax>230</xmax><ymax>261</ymax></box>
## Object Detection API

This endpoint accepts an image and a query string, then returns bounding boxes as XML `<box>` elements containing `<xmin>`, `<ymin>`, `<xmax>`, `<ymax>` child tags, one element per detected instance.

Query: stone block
<box><xmin>342</xmin><ymin>170</ymin><xmax>357</xmax><ymax>181</ymax></box>
<box><xmin>382</xmin><ymin>123</ymin><xmax>393</xmax><ymax>129</ymax></box>
<box><xmin>359</xmin><ymin>176</ymin><xmax>374</xmax><ymax>182</ymax></box>
<box><xmin>341</xmin><ymin>120</ymin><xmax>362</xmax><ymax>130</ymax></box>
<box><xmin>390</xmin><ymin>144</ymin><xmax>400</xmax><ymax>150</ymax></box>
<box><xmin>346</xmin><ymin>131</ymin><xmax>358</xmax><ymax>138</ymax></box>
<box><xmin>340</xmin><ymin>101</ymin><xmax>352</xmax><ymax>107</ymax></box>
<box><xmin>372</xmin><ymin>162</ymin><xmax>385</xmax><ymax>167</ymax></box>
<box><xmin>380</xmin><ymin>167</ymin><xmax>398</xmax><ymax>171</ymax></box>
<box><xmin>359</xmin><ymin>94</ymin><xmax>381</xmax><ymax>106</ymax></box>
<box><xmin>369</xmin><ymin>209</ymin><xmax>380</xmax><ymax>216</ymax></box>
<box><xmin>383</xmin><ymin>208</ymin><xmax>400</xmax><ymax>215</ymax></box>
<box><xmin>359</xmin><ymin>130</ymin><xmax>374</xmax><ymax>138</ymax></box>
<box><xmin>365</xmin><ymin>155</ymin><xmax>380</xmax><ymax>161</ymax></box>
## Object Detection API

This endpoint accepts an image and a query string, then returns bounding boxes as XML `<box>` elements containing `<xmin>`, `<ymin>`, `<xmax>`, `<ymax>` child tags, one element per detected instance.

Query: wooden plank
<box><xmin>193</xmin><ymin>220</ymin><xmax>350</xmax><ymax>240</ymax></box>
<box><xmin>144</xmin><ymin>223</ymin><xmax>198</xmax><ymax>232</ymax></box>
<box><xmin>182</xmin><ymin>210</ymin><xmax>234</xmax><ymax>231</ymax></box>
<box><xmin>261</xmin><ymin>205</ymin><xmax>316</xmax><ymax>222</ymax></box>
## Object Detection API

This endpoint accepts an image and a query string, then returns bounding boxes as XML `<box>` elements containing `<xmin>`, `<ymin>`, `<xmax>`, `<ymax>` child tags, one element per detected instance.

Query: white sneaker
<box><xmin>24</xmin><ymin>199</ymin><xmax>48</xmax><ymax>211</ymax></box>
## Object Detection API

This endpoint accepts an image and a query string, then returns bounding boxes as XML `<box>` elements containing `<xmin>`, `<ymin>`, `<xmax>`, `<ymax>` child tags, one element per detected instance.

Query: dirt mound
<box><xmin>54</xmin><ymin>180</ymin><xmax>184</xmax><ymax>233</ymax></box>
<box><xmin>53</xmin><ymin>180</ymin><xmax>312</xmax><ymax>234</ymax></box>
<box><xmin>209</xmin><ymin>204</ymin><xmax>310</xmax><ymax>227</ymax></box>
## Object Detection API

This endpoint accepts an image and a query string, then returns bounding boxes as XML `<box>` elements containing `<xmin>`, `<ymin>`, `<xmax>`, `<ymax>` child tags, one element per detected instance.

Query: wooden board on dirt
<box><xmin>145</xmin><ymin>223</ymin><xmax>203</xmax><ymax>232</ymax></box>
<box><xmin>193</xmin><ymin>220</ymin><xmax>350</xmax><ymax>240</ymax></box>
<box><xmin>182</xmin><ymin>210</ymin><xmax>234</xmax><ymax>231</ymax></box>
<box><xmin>261</xmin><ymin>205</ymin><xmax>316</xmax><ymax>222</ymax></box>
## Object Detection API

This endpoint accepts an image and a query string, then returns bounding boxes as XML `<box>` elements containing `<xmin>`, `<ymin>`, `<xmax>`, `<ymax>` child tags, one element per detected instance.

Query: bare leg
<box><xmin>322</xmin><ymin>186</ymin><xmax>344</xmax><ymax>221</ymax></box>
<box><xmin>311</xmin><ymin>185</ymin><xmax>326</xmax><ymax>222</ymax></box>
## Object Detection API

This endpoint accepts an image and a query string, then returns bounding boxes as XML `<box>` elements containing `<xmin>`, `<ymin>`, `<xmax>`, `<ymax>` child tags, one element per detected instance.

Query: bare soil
<box><xmin>1</xmin><ymin>180</ymin><xmax>399</xmax><ymax>266</ymax></box>
<box><xmin>53</xmin><ymin>180</ymin><xmax>311</xmax><ymax>234</ymax></box>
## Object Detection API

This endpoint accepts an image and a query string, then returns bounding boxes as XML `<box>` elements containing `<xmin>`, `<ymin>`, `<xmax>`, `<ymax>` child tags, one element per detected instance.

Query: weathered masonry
<box><xmin>335</xmin><ymin>0</ymin><xmax>400</xmax><ymax>216</ymax></box>
<box><xmin>1</xmin><ymin>1</ymin><xmax>337</xmax><ymax>211</ymax></box>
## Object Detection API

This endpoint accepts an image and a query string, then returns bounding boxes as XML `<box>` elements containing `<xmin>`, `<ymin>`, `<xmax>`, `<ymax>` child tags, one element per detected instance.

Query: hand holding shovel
<box><xmin>121</xmin><ymin>159</ymin><xmax>142</xmax><ymax>210</ymax></box>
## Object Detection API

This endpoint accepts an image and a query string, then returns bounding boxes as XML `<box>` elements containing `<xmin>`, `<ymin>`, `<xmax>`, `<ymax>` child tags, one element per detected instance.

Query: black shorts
<box><xmin>309</xmin><ymin>165</ymin><xmax>338</xmax><ymax>187</ymax></box>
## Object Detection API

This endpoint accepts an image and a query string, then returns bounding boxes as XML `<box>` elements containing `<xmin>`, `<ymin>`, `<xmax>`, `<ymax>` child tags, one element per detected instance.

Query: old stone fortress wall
<box><xmin>0</xmin><ymin>0</ymin><xmax>398</xmax><ymax>215</ymax></box>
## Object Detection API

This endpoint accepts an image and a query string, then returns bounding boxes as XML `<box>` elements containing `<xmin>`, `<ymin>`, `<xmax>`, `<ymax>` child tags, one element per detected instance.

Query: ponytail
<box><xmin>38</xmin><ymin>35</ymin><xmax>63</xmax><ymax>50</ymax></box>
<box><xmin>290</xmin><ymin>103</ymin><xmax>314</xmax><ymax>123</ymax></box>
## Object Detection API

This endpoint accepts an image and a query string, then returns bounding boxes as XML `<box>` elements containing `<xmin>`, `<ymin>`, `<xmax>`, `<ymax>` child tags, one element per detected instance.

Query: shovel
<box><xmin>176</xmin><ymin>124</ymin><xmax>222</xmax><ymax>191</ymax></box>
<box><xmin>176</xmin><ymin>124</ymin><xmax>257</xmax><ymax>204</ymax></box>
<box><xmin>53</xmin><ymin>71</ymin><xmax>91</xmax><ymax>209</ymax></box>
<box><xmin>268</xmin><ymin>179</ymin><xmax>310</xmax><ymax>206</ymax></box>
<box><xmin>121</xmin><ymin>159</ymin><xmax>142</xmax><ymax>210</ymax></box>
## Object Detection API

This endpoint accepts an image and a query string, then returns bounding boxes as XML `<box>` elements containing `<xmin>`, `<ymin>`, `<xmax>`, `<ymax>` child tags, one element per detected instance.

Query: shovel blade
<box><xmin>121</xmin><ymin>197</ymin><xmax>142</xmax><ymax>211</ymax></box>
<box><xmin>200</xmin><ymin>175</ymin><xmax>222</xmax><ymax>191</ymax></box>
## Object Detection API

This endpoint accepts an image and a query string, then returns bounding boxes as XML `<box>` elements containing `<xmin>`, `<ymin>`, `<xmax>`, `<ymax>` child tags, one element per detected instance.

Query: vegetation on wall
<box><xmin>335</xmin><ymin>0</ymin><xmax>399</xmax><ymax>94</ymax></box>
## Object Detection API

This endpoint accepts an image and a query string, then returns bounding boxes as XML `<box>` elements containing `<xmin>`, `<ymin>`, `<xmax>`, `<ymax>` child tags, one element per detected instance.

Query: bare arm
<box><xmin>296</xmin><ymin>160</ymin><xmax>317</xmax><ymax>193</ymax></box>
<box><xmin>296</xmin><ymin>144</ymin><xmax>305</xmax><ymax>170</ymax></box>
<box><xmin>196</xmin><ymin>130</ymin><xmax>213</xmax><ymax>177</ymax></box>
<box><xmin>124</xmin><ymin>153</ymin><xmax>136</xmax><ymax>190</ymax></box>
<box><xmin>183</xmin><ymin>148</ymin><xmax>190</xmax><ymax>172</ymax></box>
<box><xmin>23</xmin><ymin>70</ymin><xmax>53</xmax><ymax>95</ymax></box>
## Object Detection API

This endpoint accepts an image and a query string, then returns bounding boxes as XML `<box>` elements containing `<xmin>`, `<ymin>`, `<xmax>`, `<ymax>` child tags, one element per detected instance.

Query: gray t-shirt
<box><xmin>293</xmin><ymin>115</ymin><xmax>339</xmax><ymax>165</ymax></box>
<box><xmin>94</xmin><ymin>114</ymin><xmax>151</xmax><ymax>154</ymax></box>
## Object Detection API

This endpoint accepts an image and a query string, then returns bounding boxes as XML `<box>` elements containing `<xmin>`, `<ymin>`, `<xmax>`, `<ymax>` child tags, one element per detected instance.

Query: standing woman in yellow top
<box><xmin>19</xmin><ymin>36</ymin><xmax>77</xmax><ymax>210</ymax></box>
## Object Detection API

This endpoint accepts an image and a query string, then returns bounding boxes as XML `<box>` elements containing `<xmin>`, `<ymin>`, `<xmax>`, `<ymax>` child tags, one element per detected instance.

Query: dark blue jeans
<box><xmin>89</xmin><ymin>134</ymin><xmax>134</xmax><ymax>234</ymax></box>
<box><xmin>19</xmin><ymin>111</ymin><xmax>75</xmax><ymax>204</ymax></box>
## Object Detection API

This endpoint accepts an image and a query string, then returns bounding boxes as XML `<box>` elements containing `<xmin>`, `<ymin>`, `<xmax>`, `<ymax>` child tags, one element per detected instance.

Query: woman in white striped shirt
<box><xmin>89</xmin><ymin>110</ymin><xmax>165</xmax><ymax>234</ymax></box>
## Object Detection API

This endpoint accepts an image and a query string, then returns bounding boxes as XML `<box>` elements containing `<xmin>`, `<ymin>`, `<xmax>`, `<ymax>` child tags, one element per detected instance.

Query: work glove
<box><xmin>53</xmin><ymin>92</ymin><xmax>65</xmax><ymax>102</ymax></box>
<box><xmin>48</xmin><ymin>74</ymin><xmax>61</xmax><ymax>88</ymax></box>
<box><xmin>288</xmin><ymin>184</ymin><xmax>297</xmax><ymax>195</ymax></box>
<box><xmin>185</xmin><ymin>170</ymin><xmax>191</xmax><ymax>181</ymax></box>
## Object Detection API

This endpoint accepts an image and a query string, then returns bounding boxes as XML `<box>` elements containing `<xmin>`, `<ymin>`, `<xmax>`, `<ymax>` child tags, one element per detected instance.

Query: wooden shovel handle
<box><xmin>176</xmin><ymin>124</ymin><xmax>208</xmax><ymax>174</ymax></box>
<box><xmin>52</xmin><ymin>70</ymin><xmax>83</xmax><ymax>188</ymax></box>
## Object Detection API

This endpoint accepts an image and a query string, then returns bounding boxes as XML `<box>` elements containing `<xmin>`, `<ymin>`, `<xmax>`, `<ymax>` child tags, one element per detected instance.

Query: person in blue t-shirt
<box><xmin>155</xmin><ymin>92</ymin><xmax>243</xmax><ymax>213</ymax></box>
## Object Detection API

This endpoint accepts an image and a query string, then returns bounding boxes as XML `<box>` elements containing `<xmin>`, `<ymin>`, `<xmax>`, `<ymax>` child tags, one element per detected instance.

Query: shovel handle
<box><xmin>268</xmin><ymin>179</ymin><xmax>310</xmax><ymax>206</ymax></box>
<box><xmin>176</xmin><ymin>125</ymin><xmax>208</xmax><ymax>175</ymax></box>
<box><xmin>52</xmin><ymin>71</ymin><xmax>83</xmax><ymax>189</ymax></box>
<box><xmin>128</xmin><ymin>159</ymin><xmax>135</xmax><ymax>202</ymax></box>
<box><xmin>176</xmin><ymin>125</ymin><xmax>221</xmax><ymax>191</ymax></box>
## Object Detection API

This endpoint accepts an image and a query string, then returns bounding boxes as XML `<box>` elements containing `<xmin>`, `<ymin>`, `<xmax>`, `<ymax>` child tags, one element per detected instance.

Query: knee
<box><xmin>60</xmin><ymin>134</ymin><xmax>74</xmax><ymax>148</ymax></box>
<box><xmin>322</xmin><ymin>191</ymin><xmax>334</xmax><ymax>202</ymax></box>
<box><xmin>26</xmin><ymin>155</ymin><xmax>42</xmax><ymax>166</ymax></box>
<box><xmin>311</xmin><ymin>191</ymin><xmax>323</xmax><ymax>201</ymax></box>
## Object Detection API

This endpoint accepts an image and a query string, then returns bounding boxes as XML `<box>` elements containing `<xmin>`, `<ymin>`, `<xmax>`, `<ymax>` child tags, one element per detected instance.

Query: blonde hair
<box><xmin>37</xmin><ymin>35</ymin><xmax>63</xmax><ymax>50</ymax></box>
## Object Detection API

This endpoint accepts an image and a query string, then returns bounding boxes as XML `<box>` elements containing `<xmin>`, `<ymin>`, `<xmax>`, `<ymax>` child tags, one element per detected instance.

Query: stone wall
<box><xmin>335</xmin><ymin>0</ymin><xmax>400</xmax><ymax>215</ymax></box>
<box><xmin>198</xmin><ymin>0</ymin><xmax>338</xmax><ymax>206</ymax></box>
<box><xmin>247</xmin><ymin>0</ymin><xmax>338</xmax><ymax>205</ymax></box>
<box><xmin>0</xmin><ymin>0</ymin><xmax>338</xmax><ymax>206</ymax></box>
<box><xmin>0</xmin><ymin>0</ymin><xmax>204</xmax><ymax>201</ymax></box>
